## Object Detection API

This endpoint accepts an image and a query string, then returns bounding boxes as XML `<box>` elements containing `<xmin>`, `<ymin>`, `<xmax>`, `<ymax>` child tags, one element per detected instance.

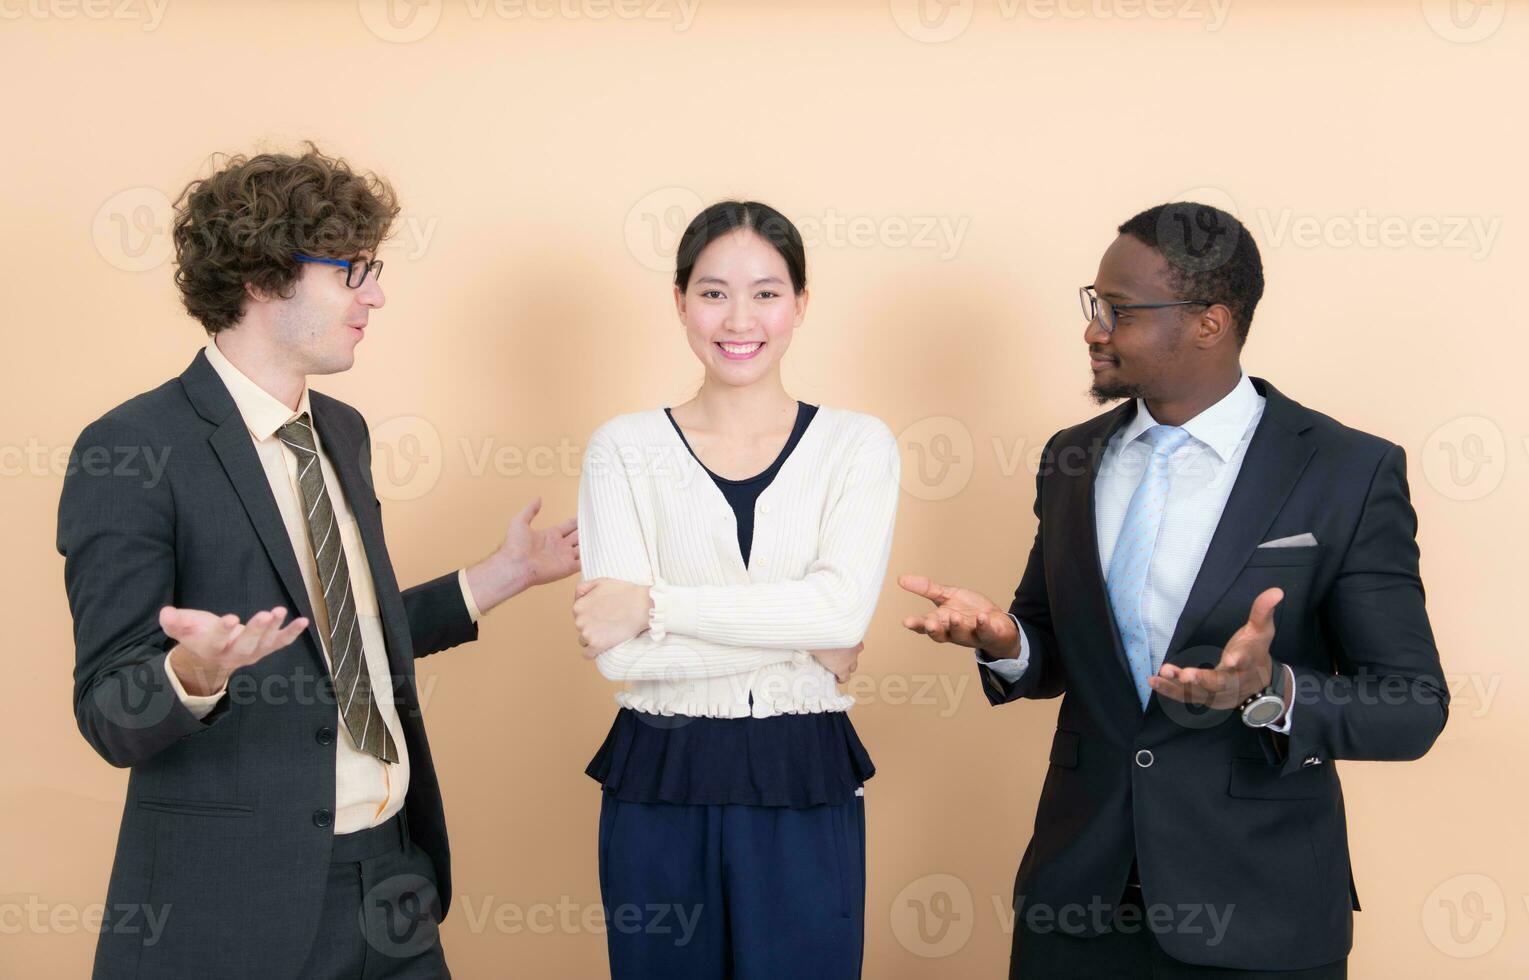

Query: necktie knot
<box><xmin>1139</xmin><ymin>424</ymin><xmax>1191</xmax><ymax>457</ymax></box>
<box><xmin>277</xmin><ymin>412</ymin><xmax>317</xmax><ymax>454</ymax></box>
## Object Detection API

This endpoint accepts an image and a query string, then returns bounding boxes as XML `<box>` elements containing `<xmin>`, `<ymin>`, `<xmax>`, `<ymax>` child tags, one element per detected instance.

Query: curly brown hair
<box><xmin>171</xmin><ymin>142</ymin><xmax>400</xmax><ymax>333</ymax></box>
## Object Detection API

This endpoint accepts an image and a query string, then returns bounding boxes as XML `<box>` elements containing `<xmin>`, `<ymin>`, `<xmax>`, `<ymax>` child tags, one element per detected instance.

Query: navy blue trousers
<box><xmin>597</xmin><ymin>792</ymin><xmax>866</xmax><ymax>979</ymax></box>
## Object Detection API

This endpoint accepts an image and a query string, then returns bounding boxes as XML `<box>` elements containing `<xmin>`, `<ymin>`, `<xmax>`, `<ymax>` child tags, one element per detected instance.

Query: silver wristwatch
<box><xmin>1240</xmin><ymin>658</ymin><xmax>1288</xmax><ymax>728</ymax></box>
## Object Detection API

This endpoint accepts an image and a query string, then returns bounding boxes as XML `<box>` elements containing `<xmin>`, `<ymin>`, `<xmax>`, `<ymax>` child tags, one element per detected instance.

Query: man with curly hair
<box><xmin>58</xmin><ymin>144</ymin><xmax>580</xmax><ymax>978</ymax></box>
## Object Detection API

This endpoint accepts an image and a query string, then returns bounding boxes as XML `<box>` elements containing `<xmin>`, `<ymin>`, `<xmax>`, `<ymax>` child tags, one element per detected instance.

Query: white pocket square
<box><xmin>1258</xmin><ymin>532</ymin><xmax>1318</xmax><ymax>549</ymax></box>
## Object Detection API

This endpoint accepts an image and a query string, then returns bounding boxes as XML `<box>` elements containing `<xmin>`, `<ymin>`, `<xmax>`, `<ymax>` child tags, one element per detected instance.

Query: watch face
<box><xmin>1242</xmin><ymin>696</ymin><xmax>1284</xmax><ymax>727</ymax></box>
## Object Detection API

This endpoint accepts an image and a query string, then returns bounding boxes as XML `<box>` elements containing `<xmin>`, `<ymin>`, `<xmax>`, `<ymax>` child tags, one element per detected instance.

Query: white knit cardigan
<box><xmin>577</xmin><ymin>405</ymin><xmax>901</xmax><ymax>718</ymax></box>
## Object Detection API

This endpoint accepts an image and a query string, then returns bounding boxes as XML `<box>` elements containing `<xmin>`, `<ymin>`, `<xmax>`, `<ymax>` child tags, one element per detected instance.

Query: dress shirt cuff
<box><xmin>975</xmin><ymin>612</ymin><xmax>1030</xmax><ymax>682</ymax></box>
<box><xmin>1266</xmin><ymin>663</ymin><xmax>1296</xmax><ymax>734</ymax></box>
<box><xmin>457</xmin><ymin>567</ymin><xmax>482</xmax><ymax>623</ymax></box>
<box><xmin>162</xmin><ymin>650</ymin><xmax>226</xmax><ymax>720</ymax></box>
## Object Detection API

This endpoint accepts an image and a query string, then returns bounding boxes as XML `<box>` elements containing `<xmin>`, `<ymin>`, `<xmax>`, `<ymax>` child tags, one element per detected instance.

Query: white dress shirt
<box><xmin>162</xmin><ymin>338</ymin><xmax>481</xmax><ymax>833</ymax></box>
<box><xmin>980</xmin><ymin>372</ymin><xmax>1294</xmax><ymax>732</ymax></box>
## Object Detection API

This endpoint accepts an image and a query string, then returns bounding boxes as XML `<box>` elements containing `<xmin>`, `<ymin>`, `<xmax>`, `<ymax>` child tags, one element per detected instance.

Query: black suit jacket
<box><xmin>57</xmin><ymin>350</ymin><xmax>478</xmax><ymax>979</ymax></box>
<box><xmin>981</xmin><ymin>377</ymin><xmax>1446</xmax><ymax>971</ymax></box>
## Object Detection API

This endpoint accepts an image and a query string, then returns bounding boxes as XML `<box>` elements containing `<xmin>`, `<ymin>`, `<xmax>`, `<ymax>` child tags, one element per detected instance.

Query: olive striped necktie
<box><xmin>277</xmin><ymin>412</ymin><xmax>398</xmax><ymax>763</ymax></box>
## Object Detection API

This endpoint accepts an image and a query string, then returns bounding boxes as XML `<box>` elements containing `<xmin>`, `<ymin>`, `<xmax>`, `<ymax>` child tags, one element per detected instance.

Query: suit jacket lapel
<box><xmin>181</xmin><ymin>351</ymin><xmax>327</xmax><ymax>668</ymax></box>
<box><xmin>1160</xmin><ymin>378</ymin><xmax>1316</xmax><ymax>661</ymax></box>
<box><xmin>1140</xmin><ymin>378</ymin><xmax>1317</xmax><ymax>731</ymax></box>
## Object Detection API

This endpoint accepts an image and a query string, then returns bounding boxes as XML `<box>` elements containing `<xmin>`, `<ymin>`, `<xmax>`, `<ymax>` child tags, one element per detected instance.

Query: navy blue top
<box><xmin>668</xmin><ymin>400</ymin><xmax>816</xmax><ymax>565</ymax></box>
<box><xmin>585</xmin><ymin>402</ymin><xmax>876</xmax><ymax>807</ymax></box>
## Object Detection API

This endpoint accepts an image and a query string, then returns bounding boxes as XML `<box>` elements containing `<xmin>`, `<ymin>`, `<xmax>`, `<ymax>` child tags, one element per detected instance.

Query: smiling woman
<box><xmin>573</xmin><ymin>199</ymin><xmax>900</xmax><ymax>980</ymax></box>
<box><xmin>669</xmin><ymin>199</ymin><xmax>809</xmax><ymax>383</ymax></box>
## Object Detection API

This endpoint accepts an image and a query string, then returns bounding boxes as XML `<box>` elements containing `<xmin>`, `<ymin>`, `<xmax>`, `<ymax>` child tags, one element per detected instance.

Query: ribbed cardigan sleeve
<box><xmin>647</xmin><ymin>420</ymin><xmax>900</xmax><ymax>650</ymax></box>
<box><xmin>578</xmin><ymin>424</ymin><xmax>799</xmax><ymax>681</ymax></box>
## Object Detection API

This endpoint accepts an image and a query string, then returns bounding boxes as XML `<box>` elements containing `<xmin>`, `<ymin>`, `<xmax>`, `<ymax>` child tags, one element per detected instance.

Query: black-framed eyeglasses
<box><xmin>294</xmin><ymin>252</ymin><xmax>384</xmax><ymax>289</ymax></box>
<box><xmin>1079</xmin><ymin>284</ymin><xmax>1211</xmax><ymax>334</ymax></box>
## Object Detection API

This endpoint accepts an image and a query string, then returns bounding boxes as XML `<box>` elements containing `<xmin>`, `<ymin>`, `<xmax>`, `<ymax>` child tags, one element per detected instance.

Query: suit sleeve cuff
<box><xmin>457</xmin><ymin>567</ymin><xmax>482</xmax><ymax>623</ymax></box>
<box><xmin>162</xmin><ymin>650</ymin><xmax>225</xmax><ymax>720</ymax></box>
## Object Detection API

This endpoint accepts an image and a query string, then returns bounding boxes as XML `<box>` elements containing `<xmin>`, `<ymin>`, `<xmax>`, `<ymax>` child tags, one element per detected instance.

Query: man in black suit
<box><xmin>901</xmin><ymin>202</ymin><xmax>1446</xmax><ymax>978</ymax></box>
<box><xmin>58</xmin><ymin>145</ymin><xmax>579</xmax><ymax>978</ymax></box>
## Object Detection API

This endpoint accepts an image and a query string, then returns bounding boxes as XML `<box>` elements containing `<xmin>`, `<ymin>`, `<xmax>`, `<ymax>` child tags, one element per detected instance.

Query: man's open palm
<box><xmin>1151</xmin><ymin>587</ymin><xmax>1284</xmax><ymax>708</ymax></box>
<box><xmin>898</xmin><ymin>573</ymin><xmax>1019</xmax><ymax>655</ymax></box>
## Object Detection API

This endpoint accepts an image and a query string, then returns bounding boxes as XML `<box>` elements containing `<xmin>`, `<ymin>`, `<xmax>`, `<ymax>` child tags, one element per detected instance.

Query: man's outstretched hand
<box><xmin>1150</xmin><ymin>587</ymin><xmax>1285</xmax><ymax>710</ymax></box>
<box><xmin>468</xmin><ymin>496</ymin><xmax>580</xmax><ymax>615</ymax></box>
<box><xmin>162</xmin><ymin>605</ymin><xmax>309</xmax><ymax>697</ymax></box>
<box><xmin>898</xmin><ymin>573</ymin><xmax>1020</xmax><ymax>659</ymax></box>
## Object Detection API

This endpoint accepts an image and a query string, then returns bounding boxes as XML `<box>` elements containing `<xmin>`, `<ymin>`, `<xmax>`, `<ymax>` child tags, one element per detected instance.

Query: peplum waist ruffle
<box><xmin>585</xmin><ymin>705</ymin><xmax>875</xmax><ymax>809</ymax></box>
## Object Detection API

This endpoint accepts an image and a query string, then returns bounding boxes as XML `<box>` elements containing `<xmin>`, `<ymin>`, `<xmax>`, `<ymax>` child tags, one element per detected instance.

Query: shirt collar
<box><xmin>1118</xmin><ymin>370</ymin><xmax>1260</xmax><ymax>463</ymax></box>
<box><xmin>203</xmin><ymin>337</ymin><xmax>312</xmax><ymax>442</ymax></box>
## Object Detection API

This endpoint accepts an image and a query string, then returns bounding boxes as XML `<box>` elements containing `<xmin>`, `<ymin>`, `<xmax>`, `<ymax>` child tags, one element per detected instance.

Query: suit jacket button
<box><xmin>313</xmin><ymin>808</ymin><xmax>333</xmax><ymax>828</ymax></box>
<box><xmin>316</xmin><ymin>726</ymin><xmax>335</xmax><ymax>746</ymax></box>
<box><xmin>1135</xmin><ymin>749</ymin><xmax>1155</xmax><ymax>768</ymax></box>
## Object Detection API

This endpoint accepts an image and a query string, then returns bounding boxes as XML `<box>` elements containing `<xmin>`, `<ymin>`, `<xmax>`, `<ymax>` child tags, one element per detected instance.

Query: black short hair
<box><xmin>674</xmin><ymin>200</ymin><xmax>806</xmax><ymax>295</ymax></box>
<box><xmin>1117</xmin><ymin>202</ymin><xmax>1264</xmax><ymax>345</ymax></box>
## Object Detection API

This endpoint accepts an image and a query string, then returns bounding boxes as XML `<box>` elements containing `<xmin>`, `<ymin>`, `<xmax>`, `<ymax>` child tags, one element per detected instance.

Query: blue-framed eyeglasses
<box><xmin>293</xmin><ymin>252</ymin><xmax>384</xmax><ymax>288</ymax></box>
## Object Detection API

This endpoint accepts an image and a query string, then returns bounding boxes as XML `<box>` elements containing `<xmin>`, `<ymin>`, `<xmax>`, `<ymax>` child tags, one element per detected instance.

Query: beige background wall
<box><xmin>3</xmin><ymin>0</ymin><xmax>1524</xmax><ymax>975</ymax></box>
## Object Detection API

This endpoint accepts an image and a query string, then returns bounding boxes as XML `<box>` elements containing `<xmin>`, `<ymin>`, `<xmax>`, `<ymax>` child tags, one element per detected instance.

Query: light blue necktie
<box><xmin>1105</xmin><ymin>424</ymin><xmax>1192</xmax><ymax>709</ymax></box>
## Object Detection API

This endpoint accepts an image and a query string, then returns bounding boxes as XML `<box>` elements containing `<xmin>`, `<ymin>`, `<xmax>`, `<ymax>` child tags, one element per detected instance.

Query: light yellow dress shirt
<box><xmin>162</xmin><ymin>338</ymin><xmax>481</xmax><ymax>834</ymax></box>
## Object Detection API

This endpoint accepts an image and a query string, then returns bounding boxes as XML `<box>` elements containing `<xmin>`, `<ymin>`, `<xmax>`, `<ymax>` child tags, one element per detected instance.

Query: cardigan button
<box><xmin>759</xmin><ymin>502</ymin><xmax>771</xmax><ymax>514</ymax></box>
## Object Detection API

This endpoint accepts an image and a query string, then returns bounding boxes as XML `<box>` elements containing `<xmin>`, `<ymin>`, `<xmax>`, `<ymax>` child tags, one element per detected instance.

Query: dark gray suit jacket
<box><xmin>980</xmin><ymin>377</ymin><xmax>1447</xmax><ymax>971</ymax></box>
<box><xmin>58</xmin><ymin>349</ymin><xmax>478</xmax><ymax>978</ymax></box>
